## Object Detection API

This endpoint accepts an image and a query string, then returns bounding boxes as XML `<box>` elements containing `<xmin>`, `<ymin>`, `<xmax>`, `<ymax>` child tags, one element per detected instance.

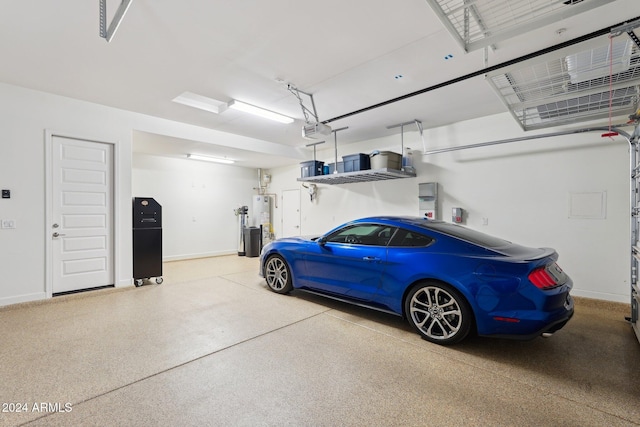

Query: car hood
<box><xmin>273</xmin><ymin>235</ymin><xmax>319</xmax><ymax>244</ymax></box>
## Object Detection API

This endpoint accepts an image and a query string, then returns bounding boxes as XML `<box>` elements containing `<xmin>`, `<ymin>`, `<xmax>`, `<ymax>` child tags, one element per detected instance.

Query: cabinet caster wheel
<box><xmin>134</xmin><ymin>279</ymin><xmax>143</xmax><ymax>287</ymax></box>
<box><xmin>156</xmin><ymin>277</ymin><xmax>163</xmax><ymax>285</ymax></box>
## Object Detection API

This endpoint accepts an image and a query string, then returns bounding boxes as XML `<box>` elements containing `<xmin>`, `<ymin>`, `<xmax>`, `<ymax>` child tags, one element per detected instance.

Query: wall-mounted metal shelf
<box><xmin>297</xmin><ymin>168</ymin><xmax>415</xmax><ymax>185</ymax></box>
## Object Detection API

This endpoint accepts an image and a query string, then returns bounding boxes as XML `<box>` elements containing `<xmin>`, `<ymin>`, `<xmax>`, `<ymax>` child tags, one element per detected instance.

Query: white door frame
<box><xmin>44</xmin><ymin>130</ymin><xmax>120</xmax><ymax>298</ymax></box>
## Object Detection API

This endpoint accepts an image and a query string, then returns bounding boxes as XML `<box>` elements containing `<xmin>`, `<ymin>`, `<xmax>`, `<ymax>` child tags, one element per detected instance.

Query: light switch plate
<box><xmin>1</xmin><ymin>219</ymin><xmax>16</xmax><ymax>229</ymax></box>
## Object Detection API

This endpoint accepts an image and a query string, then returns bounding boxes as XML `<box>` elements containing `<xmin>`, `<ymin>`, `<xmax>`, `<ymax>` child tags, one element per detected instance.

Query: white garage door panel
<box><xmin>63</xmin><ymin>191</ymin><xmax>106</xmax><ymax>206</ymax></box>
<box><xmin>61</xmin><ymin>145</ymin><xmax>106</xmax><ymax>163</ymax></box>
<box><xmin>63</xmin><ymin>236</ymin><xmax>107</xmax><ymax>252</ymax></box>
<box><xmin>63</xmin><ymin>214</ymin><xmax>107</xmax><ymax>229</ymax></box>
<box><xmin>62</xmin><ymin>168</ymin><xmax>106</xmax><ymax>185</ymax></box>
<box><xmin>63</xmin><ymin>257</ymin><xmax>107</xmax><ymax>275</ymax></box>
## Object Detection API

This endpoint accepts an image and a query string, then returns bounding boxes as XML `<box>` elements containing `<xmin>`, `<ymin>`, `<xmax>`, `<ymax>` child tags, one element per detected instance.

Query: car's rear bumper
<box><xmin>482</xmin><ymin>306</ymin><xmax>574</xmax><ymax>340</ymax></box>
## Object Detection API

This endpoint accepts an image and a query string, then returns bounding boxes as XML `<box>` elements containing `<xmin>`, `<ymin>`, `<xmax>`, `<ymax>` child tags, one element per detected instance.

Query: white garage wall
<box><xmin>0</xmin><ymin>83</ymin><xmax>134</xmax><ymax>306</ymax></box>
<box><xmin>266</xmin><ymin>113</ymin><xmax>631</xmax><ymax>303</ymax></box>
<box><xmin>0</xmin><ymin>82</ymin><xmax>271</xmax><ymax>307</ymax></box>
<box><xmin>132</xmin><ymin>153</ymin><xmax>257</xmax><ymax>260</ymax></box>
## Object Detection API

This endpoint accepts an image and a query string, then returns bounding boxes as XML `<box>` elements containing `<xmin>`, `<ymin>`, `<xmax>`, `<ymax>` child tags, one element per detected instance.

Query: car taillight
<box><xmin>528</xmin><ymin>267</ymin><xmax>558</xmax><ymax>289</ymax></box>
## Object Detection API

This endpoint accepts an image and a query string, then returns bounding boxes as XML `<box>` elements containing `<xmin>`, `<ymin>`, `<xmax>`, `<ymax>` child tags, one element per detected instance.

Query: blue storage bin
<box><xmin>342</xmin><ymin>153</ymin><xmax>370</xmax><ymax>172</ymax></box>
<box><xmin>300</xmin><ymin>160</ymin><xmax>324</xmax><ymax>178</ymax></box>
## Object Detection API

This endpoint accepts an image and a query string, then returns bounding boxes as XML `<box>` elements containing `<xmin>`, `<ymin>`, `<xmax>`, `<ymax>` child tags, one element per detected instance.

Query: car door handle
<box><xmin>362</xmin><ymin>256</ymin><xmax>380</xmax><ymax>262</ymax></box>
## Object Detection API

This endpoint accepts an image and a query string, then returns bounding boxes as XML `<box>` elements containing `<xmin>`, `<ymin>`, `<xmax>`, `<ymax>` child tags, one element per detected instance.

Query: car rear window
<box><xmin>416</xmin><ymin>221</ymin><xmax>510</xmax><ymax>248</ymax></box>
<box><xmin>388</xmin><ymin>228</ymin><xmax>434</xmax><ymax>247</ymax></box>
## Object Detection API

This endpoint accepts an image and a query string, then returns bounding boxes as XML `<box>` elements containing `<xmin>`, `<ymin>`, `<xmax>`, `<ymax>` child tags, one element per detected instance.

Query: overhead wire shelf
<box><xmin>486</xmin><ymin>34</ymin><xmax>640</xmax><ymax>130</ymax></box>
<box><xmin>297</xmin><ymin>168</ymin><xmax>415</xmax><ymax>185</ymax></box>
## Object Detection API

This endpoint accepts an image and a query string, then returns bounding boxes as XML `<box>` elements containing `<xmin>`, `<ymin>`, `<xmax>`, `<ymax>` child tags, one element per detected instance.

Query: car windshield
<box><xmin>415</xmin><ymin>221</ymin><xmax>510</xmax><ymax>248</ymax></box>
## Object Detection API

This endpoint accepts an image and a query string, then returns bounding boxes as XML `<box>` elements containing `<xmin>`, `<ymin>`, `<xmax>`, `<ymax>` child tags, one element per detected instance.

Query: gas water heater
<box><xmin>251</xmin><ymin>195</ymin><xmax>272</xmax><ymax>246</ymax></box>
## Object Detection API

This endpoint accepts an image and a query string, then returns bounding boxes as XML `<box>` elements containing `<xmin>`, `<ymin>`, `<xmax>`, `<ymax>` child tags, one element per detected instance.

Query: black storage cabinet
<box><xmin>244</xmin><ymin>226</ymin><xmax>261</xmax><ymax>257</ymax></box>
<box><xmin>133</xmin><ymin>197</ymin><xmax>163</xmax><ymax>286</ymax></box>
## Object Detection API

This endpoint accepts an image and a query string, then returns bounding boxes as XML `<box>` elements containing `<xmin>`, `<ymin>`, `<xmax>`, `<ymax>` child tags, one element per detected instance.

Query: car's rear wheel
<box><xmin>264</xmin><ymin>255</ymin><xmax>293</xmax><ymax>294</ymax></box>
<box><xmin>405</xmin><ymin>281</ymin><xmax>472</xmax><ymax>345</ymax></box>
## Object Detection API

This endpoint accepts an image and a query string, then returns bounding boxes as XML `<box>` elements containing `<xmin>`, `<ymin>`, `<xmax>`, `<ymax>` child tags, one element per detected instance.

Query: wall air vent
<box><xmin>424</xmin><ymin>0</ymin><xmax>614</xmax><ymax>52</ymax></box>
<box><xmin>486</xmin><ymin>36</ymin><xmax>640</xmax><ymax>130</ymax></box>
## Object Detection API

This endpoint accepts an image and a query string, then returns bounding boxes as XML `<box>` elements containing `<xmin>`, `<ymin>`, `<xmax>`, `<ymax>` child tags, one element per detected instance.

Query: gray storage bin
<box><xmin>327</xmin><ymin>162</ymin><xmax>345</xmax><ymax>174</ymax></box>
<box><xmin>370</xmin><ymin>151</ymin><xmax>402</xmax><ymax>170</ymax></box>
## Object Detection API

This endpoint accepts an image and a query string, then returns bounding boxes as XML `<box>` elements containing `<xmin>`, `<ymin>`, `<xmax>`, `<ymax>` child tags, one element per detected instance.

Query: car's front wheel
<box><xmin>264</xmin><ymin>255</ymin><xmax>293</xmax><ymax>294</ymax></box>
<box><xmin>405</xmin><ymin>281</ymin><xmax>473</xmax><ymax>345</ymax></box>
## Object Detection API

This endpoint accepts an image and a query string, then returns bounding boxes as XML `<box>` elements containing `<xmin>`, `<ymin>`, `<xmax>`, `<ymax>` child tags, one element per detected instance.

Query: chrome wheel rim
<box><xmin>409</xmin><ymin>286</ymin><xmax>462</xmax><ymax>340</ymax></box>
<box><xmin>265</xmin><ymin>257</ymin><xmax>288</xmax><ymax>291</ymax></box>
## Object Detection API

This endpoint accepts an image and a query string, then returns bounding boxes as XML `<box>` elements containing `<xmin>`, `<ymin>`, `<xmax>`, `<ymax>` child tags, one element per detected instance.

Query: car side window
<box><xmin>388</xmin><ymin>228</ymin><xmax>435</xmax><ymax>247</ymax></box>
<box><xmin>326</xmin><ymin>224</ymin><xmax>398</xmax><ymax>246</ymax></box>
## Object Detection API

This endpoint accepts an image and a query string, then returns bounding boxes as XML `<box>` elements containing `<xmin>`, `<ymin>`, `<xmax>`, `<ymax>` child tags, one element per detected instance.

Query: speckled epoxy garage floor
<box><xmin>1</xmin><ymin>255</ymin><xmax>639</xmax><ymax>426</ymax></box>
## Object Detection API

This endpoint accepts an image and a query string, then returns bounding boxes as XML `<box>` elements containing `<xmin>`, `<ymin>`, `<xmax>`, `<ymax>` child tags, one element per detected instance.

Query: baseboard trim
<box><xmin>0</xmin><ymin>292</ymin><xmax>47</xmax><ymax>308</ymax></box>
<box><xmin>163</xmin><ymin>250</ymin><xmax>236</xmax><ymax>262</ymax></box>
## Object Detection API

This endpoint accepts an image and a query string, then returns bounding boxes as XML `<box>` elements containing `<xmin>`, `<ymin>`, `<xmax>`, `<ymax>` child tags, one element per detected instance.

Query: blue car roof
<box><xmin>349</xmin><ymin>216</ymin><xmax>513</xmax><ymax>250</ymax></box>
<box><xmin>352</xmin><ymin>216</ymin><xmax>442</xmax><ymax>227</ymax></box>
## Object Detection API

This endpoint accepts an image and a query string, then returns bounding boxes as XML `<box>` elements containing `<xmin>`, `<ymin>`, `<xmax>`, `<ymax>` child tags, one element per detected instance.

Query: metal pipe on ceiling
<box><xmin>322</xmin><ymin>16</ymin><xmax>640</xmax><ymax>125</ymax></box>
<box><xmin>422</xmin><ymin>125</ymin><xmax>632</xmax><ymax>156</ymax></box>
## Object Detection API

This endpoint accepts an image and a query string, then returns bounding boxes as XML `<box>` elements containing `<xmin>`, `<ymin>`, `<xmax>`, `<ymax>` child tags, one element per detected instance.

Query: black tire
<box><xmin>264</xmin><ymin>255</ymin><xmax>293</xmax><ymax>294</ymax></box>
<box><xmin>404</xmin><ymin>281</ymin><xmax>473</xmax><ymax>345</ymax></box>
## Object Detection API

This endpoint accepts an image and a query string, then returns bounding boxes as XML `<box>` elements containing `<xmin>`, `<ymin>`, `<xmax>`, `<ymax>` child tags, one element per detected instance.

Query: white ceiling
<box><xmin>0</xmin><ymin>0</ymin><xmax>638</xmax><ymax>168</ymax></box>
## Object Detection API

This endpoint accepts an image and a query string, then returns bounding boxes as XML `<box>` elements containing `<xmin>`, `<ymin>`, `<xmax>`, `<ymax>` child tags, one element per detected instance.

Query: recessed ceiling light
<box><xmin>187</xmin><ymin>154</ymin><xmax>235</xmax><ymax>164</ymax></box>
<box><xmin>227</xmin><ymin>100</ymin><xmax>294</xmax><ymax>124</ymax></box>
<box><xmin>172</xmin><ymin>92</ymin><xmax>227</xmax><ymax>114</ymax></box>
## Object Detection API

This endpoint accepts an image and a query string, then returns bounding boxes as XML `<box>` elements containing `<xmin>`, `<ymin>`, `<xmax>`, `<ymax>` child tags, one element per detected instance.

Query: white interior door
<box><xmin>51</xmin><ymin>136</ymin><xmax>114</xmax><ymax>294</ymax></box>
<box><xmin>282</xmin><ymin>189</ymin><xmax>301</xmax><ymax>237</ymax></box>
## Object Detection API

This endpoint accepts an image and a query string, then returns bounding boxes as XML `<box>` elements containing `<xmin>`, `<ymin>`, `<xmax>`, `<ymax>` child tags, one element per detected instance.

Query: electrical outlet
<box><xmin>1</xmin><ymin>219</ymin><xmax>16</xmax><ymax>229</ymax></box>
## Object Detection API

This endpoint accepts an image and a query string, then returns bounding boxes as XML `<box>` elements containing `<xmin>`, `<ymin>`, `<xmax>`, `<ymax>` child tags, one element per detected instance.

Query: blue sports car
<box><xmin>259</xmin><ymin>216</ymin><xmax>574</xmax><ymax>345</ymax></box>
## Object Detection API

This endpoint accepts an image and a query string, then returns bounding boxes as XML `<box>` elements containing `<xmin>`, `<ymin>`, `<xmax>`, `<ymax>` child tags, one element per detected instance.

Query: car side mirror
<box><xmin>318</xmin><ymin>237</ymin><xmax>327</xmax><ymax>246</ymax></box>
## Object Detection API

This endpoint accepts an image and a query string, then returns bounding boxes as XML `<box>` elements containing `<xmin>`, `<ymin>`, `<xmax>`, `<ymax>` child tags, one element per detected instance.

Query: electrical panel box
<box><xmin>419</xmin><ymin>182</ymin><xmax>438</xmax><ymax>220</ymax></box>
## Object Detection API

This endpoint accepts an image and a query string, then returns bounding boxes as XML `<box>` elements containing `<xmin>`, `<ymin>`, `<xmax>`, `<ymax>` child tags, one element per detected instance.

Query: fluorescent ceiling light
<box><xmin>228</xmin><ymin>100</ymin><xmax>294</xmax><ymax>124</ymax></box>
<box><xmin>173</xmin><ymin>92</ymin><xmax>227</xmax><ymax>114</ymax></box>
<box><xmin>187</xmin><ymin>154</ymin><xmax>235</xmax><ymax>164</ymax></box>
